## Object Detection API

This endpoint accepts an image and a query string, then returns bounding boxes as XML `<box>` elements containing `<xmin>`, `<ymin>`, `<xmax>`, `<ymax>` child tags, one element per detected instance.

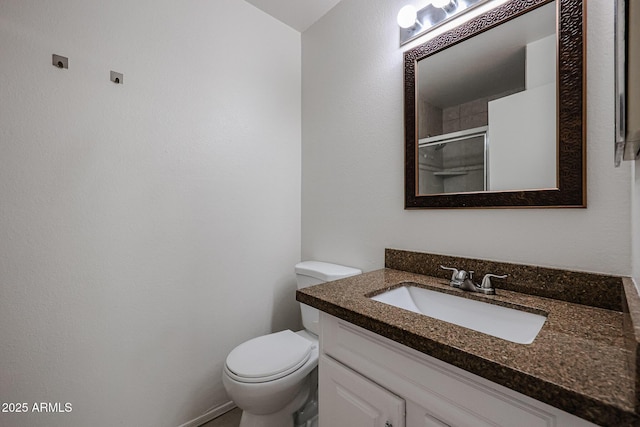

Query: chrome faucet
<box><xmin>440</xmin><ymin>266</ymin><xmax>469</xmax><ymax>287</ymax></box>
<box><xmin>440</xmin><ymin>266</ymin><xmax>507</xmax><ymax>295</ymax></box>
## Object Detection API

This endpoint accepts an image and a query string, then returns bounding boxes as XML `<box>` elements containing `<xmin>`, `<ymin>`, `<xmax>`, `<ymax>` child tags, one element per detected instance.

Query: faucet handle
<box><xmin>481</xmin><ymin>273</ymin><xmax>508</xmax><ymax>289</ymax></box>
<box><xmin>454</xmin><ymin>269</ymin><xmax>468</xmax><ymax>281</ymax></box>
<box><xmin>440</xmin><ymin>265</ymin><xmax>459</xmax><ymax>281</ymax></box>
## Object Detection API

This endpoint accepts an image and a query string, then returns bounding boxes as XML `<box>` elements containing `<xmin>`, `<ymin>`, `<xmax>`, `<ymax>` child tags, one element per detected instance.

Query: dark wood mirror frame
<box><xmin>404</xmin><ymin>0</ymin><xmax>585</xmax><ymax>209</ymax></box>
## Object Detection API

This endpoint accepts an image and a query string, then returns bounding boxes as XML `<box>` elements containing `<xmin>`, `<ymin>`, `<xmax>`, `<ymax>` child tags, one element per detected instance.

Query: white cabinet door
<box><xmin>406</xmin><ymin>402</ymin><xmax>450</xmax><ymax>427</ymax></box>
<box><xmin>319</xmin><ymin>355</ymin><xmax>405</xmax><ymax>427</ymax></box>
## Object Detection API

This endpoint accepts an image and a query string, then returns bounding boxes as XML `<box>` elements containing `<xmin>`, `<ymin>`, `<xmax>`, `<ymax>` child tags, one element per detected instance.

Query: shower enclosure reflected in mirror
<box><xmin>404</xmin><ymin>0</ymin><xmax>586</xmax><ymax>208</ymax></box>
<box><xmin>418</xmin><ymin>126</ymin><xmax>488</xmax><ymax>194</ymax></box>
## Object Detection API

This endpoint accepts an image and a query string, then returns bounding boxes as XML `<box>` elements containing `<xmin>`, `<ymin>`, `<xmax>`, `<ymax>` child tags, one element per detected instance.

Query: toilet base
<box><xmin>239</xmin><ymin>409</ymin><xmax>295</xmax><ymax>427</ymax></box>
<box><xmin>238</xmin><ymin>374</ymin><xmax>311</xmax><ymax>427</ymax></box>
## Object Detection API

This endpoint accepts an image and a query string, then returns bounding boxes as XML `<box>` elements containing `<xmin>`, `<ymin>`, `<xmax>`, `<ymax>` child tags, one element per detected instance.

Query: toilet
<box><xmin>222</xmin><ymin>261</ymin><xmax>362</xmax><ymax>427</ymax></box>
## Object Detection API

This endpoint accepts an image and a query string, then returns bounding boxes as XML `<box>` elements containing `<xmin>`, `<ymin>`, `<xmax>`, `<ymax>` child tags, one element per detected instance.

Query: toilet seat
<box><xmin>225</xmin><ymin>330</ymin><xmax>313</xmax><ymax>383</ymax></box>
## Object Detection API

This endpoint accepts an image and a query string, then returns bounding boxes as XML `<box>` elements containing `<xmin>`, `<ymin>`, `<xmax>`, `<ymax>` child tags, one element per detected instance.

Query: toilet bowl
<box><xmin>223</xmin><ymin>330</ymin><xmax>318</xmax><ymax>427</ymax></box>
<box><xmin>222</xmin><ymin>261</ymin><xmax>361</xmax><ymax>427</ymax></box>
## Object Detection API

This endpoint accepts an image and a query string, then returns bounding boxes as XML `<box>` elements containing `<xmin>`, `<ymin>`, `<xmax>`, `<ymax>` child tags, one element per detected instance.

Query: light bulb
<box><xmin>397</xmin><ymin>5</ymin><xmax>418</xmax><ymax>29</ymax></box>
<box><xmin>432</xmin><ymin>0</ymin><xmax>452</xmax><ymax>8</ymax></box>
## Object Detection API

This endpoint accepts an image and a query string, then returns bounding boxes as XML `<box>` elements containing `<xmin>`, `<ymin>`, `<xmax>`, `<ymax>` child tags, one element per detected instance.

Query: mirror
<box><xmin>404</xmin><ymin>0</ymin><xmax>585</xmax><ymax>208</ymax></box>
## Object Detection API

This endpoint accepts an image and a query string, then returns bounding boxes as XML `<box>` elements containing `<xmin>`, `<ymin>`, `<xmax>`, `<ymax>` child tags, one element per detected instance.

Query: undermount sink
<box><xmin>370</xmin><ymin>284</ymin><xmax>546</xmax><ymax>344</ymax></box>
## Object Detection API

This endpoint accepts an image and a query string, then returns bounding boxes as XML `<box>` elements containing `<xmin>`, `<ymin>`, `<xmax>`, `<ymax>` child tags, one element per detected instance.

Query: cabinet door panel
<box><xmin>413</xmin><ymin>412</ymin><xmax>450</xmax><ymax>427</ymax></box>
<box><xmin>407</xmin><ymin>400</ymin><xmax>487</xmax><ymax>427</ymax></box>
<box><xmin>423</xmin><ymin>415</ymin><xmax>449</xmax><ymax>427</ymax></box>
<box><xmin>319</xmin><ymin>355</ymin><xmax>405</xmax><ymax>427</ymax></box>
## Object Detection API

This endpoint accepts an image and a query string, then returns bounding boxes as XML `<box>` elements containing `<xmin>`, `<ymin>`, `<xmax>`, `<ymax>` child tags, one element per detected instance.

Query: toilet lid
<box><xmin>226</xmin><ymin>330</ymin><xmax>313</xmax><ymax>382</ymax></box>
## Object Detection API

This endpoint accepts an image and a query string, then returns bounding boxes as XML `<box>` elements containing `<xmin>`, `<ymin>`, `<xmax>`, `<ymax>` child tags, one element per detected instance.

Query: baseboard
<box><xmin>177</xmin><ymin>401</ymin><xmax>237</xmax><ymax>427</ymax></box>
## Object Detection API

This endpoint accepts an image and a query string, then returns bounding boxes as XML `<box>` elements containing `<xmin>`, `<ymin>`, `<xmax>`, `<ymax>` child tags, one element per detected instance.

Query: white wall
<box><xmin>0</xmin><ymin>1</ymin><xmax>301</xmax><ymax>426</ymax></box>
<box><xmin>628</xmin><ymin>5</ymin><xmax>640</xmax><ymax>289</ymax></box>
<box><xmin>634</xmin><ymin>160</ymin><xmax>640</xmax><ymax>286</ymax></box>
<box><xmin>526</xmin><ymin>34</ymin><xmax>557</xmax><ymax>89</ymax></box>
<box><xmin>488</xmin><ymin>83</ymin><xmax>556</xmax><ymax>191</ymax></box>
<box><xmin>302</xmin><ymin>0</ymin><xmax>633</xmax><ymax>276</ymax></box>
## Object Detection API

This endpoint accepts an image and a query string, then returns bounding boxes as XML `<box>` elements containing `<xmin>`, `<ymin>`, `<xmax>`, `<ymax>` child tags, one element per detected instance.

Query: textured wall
<box><xmin>634</xmin><ymin>161</ymin><xmax>640</xmax><ymax>286</ymax></box>
<box><xmin>0</xmin><ymin>1</ymin><xmax>301</xmax><ymax>426</ymax></box>
<box><xmin>302</xmin><ymin>0</ymin><xmax>632</xmax><ymax>276</ymax></box>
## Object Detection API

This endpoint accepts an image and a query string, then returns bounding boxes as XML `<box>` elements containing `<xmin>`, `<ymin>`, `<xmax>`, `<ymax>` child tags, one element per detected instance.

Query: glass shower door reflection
<box><xmin>418</xmin><ymin>127</ymin><xmax>488</xmax><ymax>195</ymax></box>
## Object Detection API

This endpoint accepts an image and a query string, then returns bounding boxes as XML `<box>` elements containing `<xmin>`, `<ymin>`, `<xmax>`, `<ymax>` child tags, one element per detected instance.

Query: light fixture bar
<box><xmin>399</xmin><ymin>0</ymin><xmax>491</xmax><ymax>46</ymax></box>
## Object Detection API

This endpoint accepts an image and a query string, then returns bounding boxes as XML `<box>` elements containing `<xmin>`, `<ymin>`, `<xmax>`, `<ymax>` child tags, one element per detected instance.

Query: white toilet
<box><xmin>222</xmin><ymin>261</ymin><xmax>361</xmax><ymax>427</ymax></box>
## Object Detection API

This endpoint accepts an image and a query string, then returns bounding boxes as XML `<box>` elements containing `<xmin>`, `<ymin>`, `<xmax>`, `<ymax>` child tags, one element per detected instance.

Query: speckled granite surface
<box><xmin>297</xmin><ymin>252</ymin><xmax>640</xmax><ymax>426</ymax></box>
<box><xmin>386</xmin><ymin>248</ymin><xmax>623</xmax><ymax>311</ymax></box>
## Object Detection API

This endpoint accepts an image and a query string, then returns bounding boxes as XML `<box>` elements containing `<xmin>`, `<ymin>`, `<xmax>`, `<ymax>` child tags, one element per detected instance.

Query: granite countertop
<box><xmin>297</xmin><ymin>267</ymin><xmax>640</xmax><ymax>426</ymax></box>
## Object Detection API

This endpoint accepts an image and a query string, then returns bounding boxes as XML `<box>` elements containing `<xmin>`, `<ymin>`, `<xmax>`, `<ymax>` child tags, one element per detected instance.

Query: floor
<box><xmin>200</xmin><ymin>407</ymin><xmax>242</xmax><ymax>427</ymax></box>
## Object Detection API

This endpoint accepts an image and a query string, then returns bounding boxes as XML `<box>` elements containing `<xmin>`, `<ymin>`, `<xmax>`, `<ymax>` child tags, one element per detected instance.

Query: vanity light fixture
<box><xmin>398</xmin><ymin>0</ymin><xmax>489</xmax><ymax>45</ymax></box>
<box><xmin>397</xmin><ymin>5</ymin><xmax>419</xmax><ymax>29</ymax></box>
<box><xmin>432</xmin><ymin>0</ymin><xmax>458</xmax><ymax>13</ymax></box>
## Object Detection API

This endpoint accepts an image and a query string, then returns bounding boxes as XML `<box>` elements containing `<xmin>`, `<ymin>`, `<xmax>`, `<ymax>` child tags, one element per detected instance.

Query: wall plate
<box><xmin>110</xmin><ymin>71</ymin><xmax>123</xmax><ymax>84</ymax></box>
<box><xmin>52</xmin><ymin>54</ymin><xmax>68</xmax><ymax>69</ymax></box>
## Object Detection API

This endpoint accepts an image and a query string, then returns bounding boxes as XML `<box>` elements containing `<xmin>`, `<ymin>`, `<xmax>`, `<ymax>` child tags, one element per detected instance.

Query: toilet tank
<box><xmin>295</xmin><ymin>261</ymin><xmax>362</xmax><ymax>335</ymax></box>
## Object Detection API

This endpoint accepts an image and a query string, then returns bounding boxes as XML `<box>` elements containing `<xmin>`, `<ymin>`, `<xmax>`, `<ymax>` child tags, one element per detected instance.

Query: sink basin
<box><xmin>370</xmin><ymin>285</ymin><xmax>546</xmax><ymax>344</ymax></box>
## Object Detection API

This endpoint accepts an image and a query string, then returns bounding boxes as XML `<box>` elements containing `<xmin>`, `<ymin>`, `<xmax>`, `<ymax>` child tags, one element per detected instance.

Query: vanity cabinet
<box><xmin>320</xmin><ymin>355</ymin><xmax>405</xmax><ymax>427</ymax></box>
<box><xmin>318</xmin><ymin>313</ymin><xmax>597</xmax><ymax>427</ymax></box>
